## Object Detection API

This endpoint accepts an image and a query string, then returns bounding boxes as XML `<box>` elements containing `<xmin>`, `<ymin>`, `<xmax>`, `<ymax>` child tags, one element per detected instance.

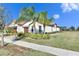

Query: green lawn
<box><xmin>0</xmin><ymin>42</ymin><xmax>54</xmax><ymax>56</ymax></box>
<box><xmin>22</xmin><ymin>31</ymin><xmax>79</xmax><ymax>52</ymax></box>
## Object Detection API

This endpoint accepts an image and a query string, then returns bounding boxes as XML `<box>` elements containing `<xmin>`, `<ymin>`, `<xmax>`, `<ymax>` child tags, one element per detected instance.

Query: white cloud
<box><xmin>61</xmin><ymin>3</ymin><xmax>79</xmax><ymax>13</ymax></box>
<box><xmin>53</xmin><ymin>14</ymin><xmax>60</xmax><ymax>19</ymax></box>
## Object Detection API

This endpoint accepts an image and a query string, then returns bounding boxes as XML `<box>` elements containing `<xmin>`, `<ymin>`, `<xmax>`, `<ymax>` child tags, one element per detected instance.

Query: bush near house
<box><xmin>17</xmin><ymin>33</ymin><xmax>50</xmax><ymax>40</ymax></box>
<box><xmin>29</xmin><ymin>33</ymin><xmax>50</xmax><ymax>39</ymax></box>
<box><xmin>5</xmin><ymin>28</ymin><xmax>16</xmax><ymax>35</ymax></box>
<box><xmin>17</xmin><ymin>32</ymin><xmax>25</xmax><ymax>39</ymax></box>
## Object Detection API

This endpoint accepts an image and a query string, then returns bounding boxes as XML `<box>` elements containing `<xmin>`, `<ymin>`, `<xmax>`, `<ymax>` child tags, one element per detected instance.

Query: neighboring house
<box><xmin>8</xmin><ymin>20</ymin><xmax>18</xmax><ymax>33</ymax></box>
<box><xmin>8</xmin><ymin>20</ymin><xmax>60</xmax><ymax>33</ymax></box>
<box><xmin>9</xmin><ymin>20</ymin><xmax>18</xmax><ymax>27</ymax></box>
<box><xmin>51</xmin><ymin>24</ymin><xmax>60</xmax><ymax>32</ymax></box>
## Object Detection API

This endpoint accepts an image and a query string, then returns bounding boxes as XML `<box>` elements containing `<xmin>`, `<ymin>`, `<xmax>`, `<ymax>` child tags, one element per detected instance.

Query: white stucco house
<box><xmin>23</xmin><ymin>20</ymin><xmax>44</xmax><ymax>33</ymax></box>
<box><xmin>8</xmin><ymin>20</ymin><xmax>60</xmax><ymax>33</ymax></box>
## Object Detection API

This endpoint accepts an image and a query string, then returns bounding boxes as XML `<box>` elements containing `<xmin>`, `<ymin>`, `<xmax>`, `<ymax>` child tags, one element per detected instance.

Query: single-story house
<box><xmin>8</xmin><ymin>20</ymin><xmax>60</xmax><ymax>33</ymax></box>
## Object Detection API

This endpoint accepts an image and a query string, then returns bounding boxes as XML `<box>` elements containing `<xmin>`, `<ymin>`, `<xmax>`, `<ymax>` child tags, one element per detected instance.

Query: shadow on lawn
<box><xmin>12</xmin><ymin>37</ymin><xmax>22</xmax><ymax>42</ymax></box>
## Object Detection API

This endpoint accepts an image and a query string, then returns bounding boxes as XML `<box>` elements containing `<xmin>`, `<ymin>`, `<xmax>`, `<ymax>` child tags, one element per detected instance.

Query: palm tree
<box><xmin>32</xmin><ymin>13</ymin><xmax>39</xmax><ymax>33</ymax></box>
<box><xmin>17</xmin><ymin>6</ymin><xmax>35</xmax><ymax>23</ymax></box>
<box><xmin>38</xmin><ymin>12</ymin><xmax>47</xmax><ymax>34</ymax></box>
<box><xmin>38</xmin><ymin>12</ymin><xmax>51</xmax><ymax>34</ymax></box>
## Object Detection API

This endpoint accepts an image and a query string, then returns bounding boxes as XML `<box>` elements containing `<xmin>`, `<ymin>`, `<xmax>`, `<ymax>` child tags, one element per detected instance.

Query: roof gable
<box><xmin>23</xmin><ymin>20</ymin><xmax>33</xmax><ymax>27</ymax></box>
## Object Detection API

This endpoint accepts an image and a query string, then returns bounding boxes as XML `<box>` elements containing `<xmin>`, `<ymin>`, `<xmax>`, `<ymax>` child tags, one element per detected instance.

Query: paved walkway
<box><xmin>0</xmin><ymin>36</ymin><xmax>79</xmax><ymax>56</ymax></box>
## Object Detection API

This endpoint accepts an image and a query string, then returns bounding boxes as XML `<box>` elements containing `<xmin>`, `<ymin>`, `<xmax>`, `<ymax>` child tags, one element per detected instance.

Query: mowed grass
<box><xmin>0</xmin><ymin>42</ymin><xmax>54</xmax><ymax>56</ymax></box>
<box><xmin>23</xmin><ymin>31</ymin><xmax>79</xmax><ymax>52</ymax></box>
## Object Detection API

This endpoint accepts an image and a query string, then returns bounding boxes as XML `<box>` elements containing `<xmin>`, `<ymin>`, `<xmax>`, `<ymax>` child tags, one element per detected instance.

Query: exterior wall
<box><xmin>57</xmin><ymin>27</ymin><xmax>60</xmax><ymax>32</ymax></box>
<box><xmin>45</xmin><ymin>26</ymin><xmax>52</xmax><ymax>33</ymax></box>
<box><xmin>35</xmin><ymin>22</ymin><xmax>44</xmax><ymax>33</ymax></box>
<box><xmin>17</xmin><ymin>25</ymin><xmax>24</xmax><ymax>33</ymax></box>
<box><xmin>24</xmin><ymin>27</ymin><xmax>28</xmax><ymax>32</ymax></box>
<box><xmin>52</xmin><ymin>27</ymin><xmax>57</xmax><ymax>32</ymax></box>
<box><xmin>52</xmin><ymin>27</ymin><xmax>60</xmax><ymax>32</ymax></box>
<box><xmin>45</xmin><ymin>26</ymin><xmax>60</xmax><ymax>33</ymax></box>
<box><xmin>28</xmin><ymin>22</ymin><xmax>44</xmax><ymax>33</ymax></box>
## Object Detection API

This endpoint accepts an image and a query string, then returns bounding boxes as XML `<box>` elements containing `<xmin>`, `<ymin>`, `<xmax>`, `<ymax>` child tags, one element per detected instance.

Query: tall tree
<box><xmin>17</xmin><ymin>7</ymin><xmax>35</xmax><ymax>23</ymax></box>
<box><xmin>38</xmin><ymin>12</ymin><xmax>52</xmax><ymax>34</ymax></box>
<box><xmin>32</xmin><ymin>13</ymin><xmax>39</xmax><ymax>33</ymax></box>
<box><xmin>77</xmin><ymin>27</ymin><xmax>79</xmax><ymax>31</ymax></box>
<box><xmin>69</xmin><ymin>26</ymin><xmax>75</xmax><ymax>31</ymax></box>
<box><xmin>0</xmin><ymin>6</ymin><xmax>5</xmax><ymax>46</ymax></box>
<box><xmin>18</xmin><ymin>7</ymin><xmax>40</xmax><ymax>33</ymax></box>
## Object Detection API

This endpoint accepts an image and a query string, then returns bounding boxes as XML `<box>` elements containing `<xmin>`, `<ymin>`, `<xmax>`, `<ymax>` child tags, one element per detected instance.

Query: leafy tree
<box><xmin>0</xmin><ymin>6</ymin><xmax>5</xmax><ymax>46</ymax></box>
<box><xmin>69</xmin><ymin>26</ymin><xmax>75</xmax><ymax>31</ymax></box>
<box><xmin>60</xmin><ymin>26</ymin><xmax>67</xmax><ymax>31</ymax></box>
<box><xmin>16</xmin><ymin>7</ymin><xmax>35</xmax><ymax>23</ymax></box>
<box><xmin>76</xmin><ymin>27</ymin><xmax>79</xmax><ymax>31</ymax></box>
<box><xmin>0</xmin><ymin>5</ymin><xmax>12</xmax><ymax>46</ymax></box>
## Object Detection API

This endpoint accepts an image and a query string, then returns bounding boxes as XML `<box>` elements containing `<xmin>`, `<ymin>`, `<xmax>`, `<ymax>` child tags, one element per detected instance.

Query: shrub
<box><xmin>16</xmin><ymin>33</ymin><xmax>50</xmax><ymax>40</ymax></box>
<box><xmin>30</xmin><ymin>33</ymin><xmax>39</xmax><ymax>39</ymax></box>
<box><xmin>17</xmin><ymin>32</ymin><xmax>25</xmax><ymax>39</ymax></box>
<box><xmin>29</xmin><ymin>33</ymin><xmax>50</xmax><ymax>39</ymax></box>
<box><xmin>24</xmin><ymin>33</ymin><xmax>30</xmax><ymax>37</ymax></box>
<box><xmin>42</xmin><ymin>34</ymin><xmax>50</xmax><ymax>39</ymax></box>
<box><xmin>5</xmin><ymin>28</ymin><xmax>16</xmax><ymax>35</ymax></box>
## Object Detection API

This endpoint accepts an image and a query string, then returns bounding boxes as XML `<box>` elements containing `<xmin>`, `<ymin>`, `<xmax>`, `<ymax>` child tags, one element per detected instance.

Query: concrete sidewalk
<box><xmin>0</xmin><ymin>36</ymin><xmax>79</xmax><ymax>56</ymax></box>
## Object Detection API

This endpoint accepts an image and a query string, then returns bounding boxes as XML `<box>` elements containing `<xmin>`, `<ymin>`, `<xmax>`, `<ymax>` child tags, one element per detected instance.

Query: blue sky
<box><xmin>1</xmin><ymin>3</ymin><xmax>79</xmax><ymax>27</ymax></box>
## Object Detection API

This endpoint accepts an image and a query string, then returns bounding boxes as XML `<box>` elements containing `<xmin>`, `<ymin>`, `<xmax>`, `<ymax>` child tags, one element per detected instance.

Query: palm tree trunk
<box><xmin>43</xmin><ymin>24</ymin><xmax>45</xmax><ymax>34</ymax></box>
<box><xmin>33</xmin><ymin>21</ymin><xmax>37</xmax><ymax>34</ymax></box>
<box><xmin>1</xmin><ymin>33</ymin><xmax>4</xmax><ymax>46</ymax></box>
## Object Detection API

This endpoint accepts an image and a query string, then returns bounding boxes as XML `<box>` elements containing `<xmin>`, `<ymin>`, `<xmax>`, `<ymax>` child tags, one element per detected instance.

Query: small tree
<box><xmin>0</xmin><ymin>6</ymin><xmax>5</xmax><ymax>46</ymax></box>
<box><xmin>69</xmin><ymin>26</ymin><xmax>75</xmax><ymax>31</ymax></box>
<box><xmin>76</xmin><ymin>27</ymin><xmax>79</xmax><ymax>31</ymax></box>
<box><xmin>60</xmin><ymin>26</ymin><xmax>67</xmax><ymax>31</ymax></box>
